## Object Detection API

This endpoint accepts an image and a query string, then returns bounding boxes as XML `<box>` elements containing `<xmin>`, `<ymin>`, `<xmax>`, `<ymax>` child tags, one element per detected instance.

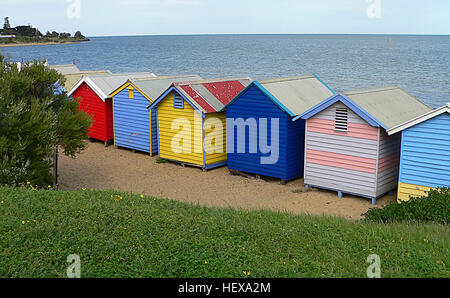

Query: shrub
<box><xmin>363</xmin><ymin>188</ymin><xmax>449</xmax><ymax>225</ymax></box>
<box><xmin>0</xmin><ymin>55</ymin><xmax>92</xmax><ymax>187</ymax></box>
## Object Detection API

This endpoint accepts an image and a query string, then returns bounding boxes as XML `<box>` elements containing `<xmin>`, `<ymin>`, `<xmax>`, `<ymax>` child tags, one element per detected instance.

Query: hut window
<box><xmin>334</xmin><ymin>107</ymin><xmax>348</xmax><ymax>132</ymax></box>
<box><xmin>128</xmin><ymin>88</ymin><xmax>134</xmax><ymax>99</ymax></box>
<box><xmin>173</xmin><ymin>92</ymin><xmax>184</xmax><ymax>109</ymax></box>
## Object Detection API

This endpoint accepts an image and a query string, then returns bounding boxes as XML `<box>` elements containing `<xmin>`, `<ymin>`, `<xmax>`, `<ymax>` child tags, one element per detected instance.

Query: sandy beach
<box><xmin>58</xmin><ymin>142</ymin><xmax>396</xmax><ymax>220</ymax></box>
<box><xmin>0</xmin><ymin>41</ymin><xmax>87</xmax><ymax>48</ymax></box>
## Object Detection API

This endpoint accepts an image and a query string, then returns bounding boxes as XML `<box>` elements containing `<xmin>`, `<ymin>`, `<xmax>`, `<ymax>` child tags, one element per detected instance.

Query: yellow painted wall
<box><xmin>397</xmin><ymin>182</ymin><xmax>432</xmax><ymax>202</ymax></box>
<box><xmin>158</xmin><ymin>92</ymin><xmax>204</xmax><ymax>166</ymax></box>
<box><xmin>204</xmin><ymin>112</ymin><xmax>228</xmax><ymax>165</ymax></box>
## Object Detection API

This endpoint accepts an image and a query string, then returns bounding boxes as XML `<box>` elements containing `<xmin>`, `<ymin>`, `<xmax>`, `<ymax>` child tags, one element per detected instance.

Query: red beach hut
<box><xmin>67</xmin><ymin>73</ymin><xmax>156</xmax><ymax>146</ymax></box>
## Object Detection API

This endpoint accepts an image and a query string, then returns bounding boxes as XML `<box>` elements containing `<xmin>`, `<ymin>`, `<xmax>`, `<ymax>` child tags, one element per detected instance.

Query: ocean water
<box><xmin>1</xmin><ymin>34</ymin><xmax>449</xmax><ymax>108</ymax></box>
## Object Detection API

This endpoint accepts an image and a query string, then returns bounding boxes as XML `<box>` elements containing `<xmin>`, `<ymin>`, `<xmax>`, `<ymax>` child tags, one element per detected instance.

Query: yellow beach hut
<box><xmin>148</xmin><ymin>78</ymin><xmax>251</xmax><ymax>170</ymax></box>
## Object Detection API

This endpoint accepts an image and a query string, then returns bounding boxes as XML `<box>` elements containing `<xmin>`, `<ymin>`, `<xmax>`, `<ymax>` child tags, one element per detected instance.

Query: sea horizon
<box><xmin>87</xmin><ymin>33</ymin><xmax>450</xmax><ymax>38</ymax></box>
<box><xmin>1</xmin><ymin>34</ymin><xmax>449</xmax><ymax>108</ymax></box>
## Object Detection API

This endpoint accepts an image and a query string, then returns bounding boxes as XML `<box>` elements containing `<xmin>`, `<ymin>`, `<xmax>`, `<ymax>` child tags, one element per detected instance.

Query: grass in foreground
<box><xmin>0</xmin><ymin>186</ymin><xmax>448</xmax><ymax>278</ymax></box>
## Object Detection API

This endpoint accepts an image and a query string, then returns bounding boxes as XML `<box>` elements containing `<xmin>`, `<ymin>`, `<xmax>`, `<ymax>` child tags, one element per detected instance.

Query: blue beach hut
<box><xmin>109</xmin><ymin>75</ymin><xmax>201</xmax><ymax>155</ymax></box>
<box><xmin>387</xmin><ymin>102</ymin><xmax>450</xmax><ymax>201</ymax></box>
<box><xmin>222</xmin><ymin>75</ymin><xmax>335</xmax><ymax>183</ymax></box>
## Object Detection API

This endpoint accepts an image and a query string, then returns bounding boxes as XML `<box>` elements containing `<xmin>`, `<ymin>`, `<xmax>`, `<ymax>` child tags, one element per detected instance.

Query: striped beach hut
<box><xmin>148</xmin><ymin>78</ymin><xmax>251</xmax><ymax>170</ymax></box>
<box><xmin>109</xmin><ymin>75</ymin><xmax>202</xmax><ymax>155</ymax></box>
<box><xmin>388</xmin><ymin>103</ymin><xmax>450</xmax><ymax>202</ymax></box>
<box><xmin>222</xmin><ymin>75</ymin><xmax>335</xmax><ymax>183</ymax></box>
<box><xmin>299</xmin><ymin>87</ymin><xmax>432</xmax><ymax>204</ymax></box>
<box><xmin>67</xmin><ymin>72</ymin><xmax>156</xmax><ymax>146</ymax></box>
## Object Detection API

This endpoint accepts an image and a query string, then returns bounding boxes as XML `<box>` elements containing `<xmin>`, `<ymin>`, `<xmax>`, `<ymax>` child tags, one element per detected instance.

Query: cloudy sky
<box><xmin>1</xmin><ymin>0</ymin><xmax>449</xmax><ymax>36</ymax></box>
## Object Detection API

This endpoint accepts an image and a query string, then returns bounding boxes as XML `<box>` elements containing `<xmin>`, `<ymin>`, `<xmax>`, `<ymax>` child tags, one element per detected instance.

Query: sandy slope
<box><xmin>58</xmin><ymin>142</ymin><xmax>395</xmax><ymax>220</ymax></box>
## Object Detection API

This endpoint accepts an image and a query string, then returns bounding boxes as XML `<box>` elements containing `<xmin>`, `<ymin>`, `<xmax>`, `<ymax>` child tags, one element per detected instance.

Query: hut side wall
<box><xmin>113</xmin><ymin>87</ymin><xmax>153</xmax><ymax>154</ymax></box>
<box><xmin>375</xmin><ymin>130</ymin><xmax>401</xmax><ymax>197</ymax></box>
<box><xmin>157</xmin><ymin>91</ymin><xmax>204</xmax><ymax>166</ymax></box>
<box><xmin>151</xmin><ymin>108</ymin><xmax>157</xmax><ymax>153</ymax></box>
<box><xmin>73</xmin><ymin>82</ymin><xmax>110</xmax><ymax>142</ymax></box>
<box><xmin>105</xmin><ymin>99</ymin><xmax>114</xmax><ymax>142</ymax></box>
<box><xmin>286</xmin><ymin>118</ymin><xmax>306</xmax><ymax>181</ymax></box>
<box><xmin>398</xmin><ymin>113</ymin><xmax>450</xmax><ymax>201</ymax></box>
<box><xmin>304</xmin><ymin>102</ymin><xmax>379</xmax><ymax>198</ymax></box>
<box><xmin>204</xmin><ymin>112</ymin><xmax>228</xmax><ymax>166</ymax></box>
<box><xmin>226</xmin><ymin>85</ymin><xmax>301</xmax><ymax>181</ymax></box>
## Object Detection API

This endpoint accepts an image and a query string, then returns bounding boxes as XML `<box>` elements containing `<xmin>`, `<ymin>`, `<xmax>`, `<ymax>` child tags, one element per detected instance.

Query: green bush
<box><xmin>0</xmin><ymin>55</ymin><xmax>92</xmax><ymax>187</ymax></box>
<box><xmin>363</xmin><ymin>188</ymin><xmax>449</xmax><ymax>225</ymax></box>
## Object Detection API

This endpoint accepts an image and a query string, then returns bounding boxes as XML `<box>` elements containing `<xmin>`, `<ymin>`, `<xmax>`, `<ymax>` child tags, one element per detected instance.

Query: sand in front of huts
<box><xmin>58</xmin><ymin>142</ymin><xmax>396</xmax><ymax>220</ymax></box>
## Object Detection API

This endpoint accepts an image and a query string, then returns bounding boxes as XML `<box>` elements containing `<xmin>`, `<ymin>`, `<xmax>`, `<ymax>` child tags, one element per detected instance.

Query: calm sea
<box><xmin>1</xmin><ymin>34</ymin><xmax>449</xmax><ymax>107</ymax></box>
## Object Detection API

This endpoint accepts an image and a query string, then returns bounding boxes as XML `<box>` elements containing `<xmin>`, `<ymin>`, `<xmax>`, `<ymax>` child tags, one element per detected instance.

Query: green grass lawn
<box><xmin>0</xmin><ymin>186</ymin><xmax>448</xmax><ymax>278</ymax></box>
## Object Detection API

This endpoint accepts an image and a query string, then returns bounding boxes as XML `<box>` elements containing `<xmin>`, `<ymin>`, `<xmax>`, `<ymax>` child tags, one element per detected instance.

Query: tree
<box><xmin>15</xmin><ymin>25</ymin><xmax>41</xmax><ymax>37</ymax></box>
<box><xmin>74</xmin><ymin>31</ymin><xmax>85</xmax><ymax>39</ymax></box>
<box><xmin>59</xmin><ymin>32</ymin><xmax>71</xmax><ymax>38</ymax></box>
<box><xmin>1</xmin><ymin>17</ymin><xmax>16</xmax><ymax>35</ymax></box>
<box><xmin>0</xmin><ymin>55</ymin><xmax>92</xmax><ymax>186</ymax></box>
<box><xmin>3</xmin><ymin>17</ymin><xmax>11</xmax><ymax>30</ymax></box>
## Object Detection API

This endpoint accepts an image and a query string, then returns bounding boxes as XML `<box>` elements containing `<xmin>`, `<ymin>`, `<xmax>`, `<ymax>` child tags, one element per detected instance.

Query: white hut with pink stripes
<box><xmin>296</xmin><ymin>87</ymin><xmax>431</xmax><ymax>205</ymax></box>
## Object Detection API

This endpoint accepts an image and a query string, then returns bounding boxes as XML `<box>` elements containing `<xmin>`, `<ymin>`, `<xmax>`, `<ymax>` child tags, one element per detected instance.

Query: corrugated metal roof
<box><xmin>388</xmin><ymin>102</ymin><xmax>450</xmax><ymax>135</ymax></box>
<box><xmin>48</xmin><ymin>64</ymin><xmax>80</xmax><ymax>75</ymax></box>
<box><xmin>259</xmin><ymin>75</ymin><xmax>335</xmax><ymax>116</ymax></box>
<box><xmin>88</xmin><ymin>73</ymin><xmax>157</xmax><ymax>97</ymax></box>
<box><xmin>68</xmin><ymin>72</ymin><xmax>157</xmax><ymax>100</ymax></box>
<box><xmin>175</xmin><ymin>78</ymin><xmax>252</xmax><ymax>113</ymax></box>
<box><xmin>343</xmin><ymin>86</ymin><xmax>432</xmax><ymax>130</ymax></box>
<box><xmin>131</xmin><ymin>75</ymin><xmax>202</xmax><ymax>100</ymax></box>
<box><xmin>63</xmin><ymin>70</ymin><xmax>111</xmax><ymax>91</ymax></box>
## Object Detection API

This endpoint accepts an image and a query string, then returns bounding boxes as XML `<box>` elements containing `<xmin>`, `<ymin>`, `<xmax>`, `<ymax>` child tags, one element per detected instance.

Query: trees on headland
<box><xmin>0</xmin><ymin>17</ymin><xmax>87</xmax><ymax>41</ymax></box>
<box><xmin>0</xmin><ymin>55</ymin><xmax>92</xmax><ymax>187</ymax></box>
<box><xmin>74</xmin><ymin>31</ymin><xmax>85</xmax><ymax>38</ymax></box>
<box><xmin>3</xmin><ymin>17</ymin><xmax>11</xmax><ymax>30</ymax></box>
<box><xmin>1</xmin><ymin>17</ymin><xmax>42</xmax><ymax>37</ymax></box>
<box><xmin>46</xmin><ymin>32</ymin><xmax>71</xmax><ymax>38</ymax></box>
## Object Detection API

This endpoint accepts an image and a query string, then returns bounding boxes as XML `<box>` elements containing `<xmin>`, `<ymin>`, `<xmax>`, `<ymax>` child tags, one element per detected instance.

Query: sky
<box><xmin>1</xmin><ymin>0</ymin><xmax>449</xmax><ymax>36</ymax></box>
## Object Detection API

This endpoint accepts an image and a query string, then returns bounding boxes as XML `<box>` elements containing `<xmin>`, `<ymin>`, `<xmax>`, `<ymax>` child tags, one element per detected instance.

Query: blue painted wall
<box><xmin>226</xmin><ymin>85</ymin><xmax>305</xmax><ymax>181</ymax></box>
<box><xmin>113</xmin><ymin>88</ymin><xmax>157</xmax><ymax>154</ymax></box>
<box><xmin>399</xmin><ymin>113</ymin><xmax>450</xmax><ymax>187</ymax></box>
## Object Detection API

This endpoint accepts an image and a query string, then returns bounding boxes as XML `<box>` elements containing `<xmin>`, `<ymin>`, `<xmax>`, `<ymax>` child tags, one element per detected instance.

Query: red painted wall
<box><xmin>73</xmin><ymin>82</ymin><xmax>113</xmax><ymax>142</ymax></box>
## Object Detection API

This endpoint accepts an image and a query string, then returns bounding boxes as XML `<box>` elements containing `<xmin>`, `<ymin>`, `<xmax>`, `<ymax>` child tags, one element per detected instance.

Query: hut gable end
<box><xmin>226</xmin><ymin>85</ymin><xmax>301</xmax><ymax>181</ymax></box>
<box><xmin>305</xmin><ymin>101</ymin><xmax>380</xmax><ymax>198</ymax></box>
<box><xmin>400</xmin><ymin>113</ymin><xmax>450</xmax><ymax>188</ymax></box>
<box><xmin>395</xmin><ymin>104</ymin><xmax>449</xmax><ymax>201</ymax></box>
<box><xmin>113</xmin><ymin>86</ymin><xmax>154</xmax><ymax>154</ymax></box>
<box><xmin>308</xmin><ymin>102</ymin><xmax>379</xmax><ymax>141</ymax></box>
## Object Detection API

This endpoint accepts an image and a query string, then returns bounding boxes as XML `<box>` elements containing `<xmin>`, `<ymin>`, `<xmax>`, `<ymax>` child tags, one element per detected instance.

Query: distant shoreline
<box><xmin>87</xmin><ymin>33</ymin><xmax>450</xmax><ymax>38</ymax></box>
<box><xmin>0</xmin><ymin>39</ymin><xmax>89</xmax><ymax>48</ymax></box>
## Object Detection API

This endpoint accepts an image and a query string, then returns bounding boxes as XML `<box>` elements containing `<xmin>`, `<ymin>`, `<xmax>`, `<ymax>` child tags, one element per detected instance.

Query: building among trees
<box><xmin>0</xmin><ymin>17</ymin><xmax>85</xmax><ymax>39</ymax></box>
